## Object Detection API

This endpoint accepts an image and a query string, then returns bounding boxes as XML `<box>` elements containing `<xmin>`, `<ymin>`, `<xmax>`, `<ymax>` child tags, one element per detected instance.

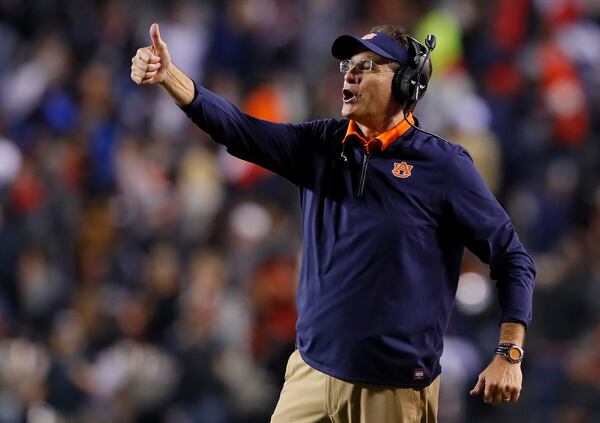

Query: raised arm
<box><xmin>130</xmin><ymin>23</ymin><xmax>328</xmax><ymax>185</ymax></box>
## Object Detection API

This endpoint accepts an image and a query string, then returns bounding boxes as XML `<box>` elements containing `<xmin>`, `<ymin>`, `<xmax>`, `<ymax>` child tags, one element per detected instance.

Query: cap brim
<box><xmin>331</xmin><ymin>34</ymin><xmax>407</xmax><ymax>63</ymax></box>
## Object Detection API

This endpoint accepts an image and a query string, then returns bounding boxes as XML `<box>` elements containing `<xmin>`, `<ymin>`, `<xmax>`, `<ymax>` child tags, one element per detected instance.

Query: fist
<box><xmin>470</xmin><ymin>357</ymin><xmax>523</xmax><ymax>405</ymax></box>
<box><xmin>131</xmin><ymin>23</ymin><xmax>171</xmax><ymax>85</ymax></box>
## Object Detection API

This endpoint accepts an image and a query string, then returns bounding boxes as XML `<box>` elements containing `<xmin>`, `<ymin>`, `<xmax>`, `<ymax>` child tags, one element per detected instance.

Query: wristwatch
<box><xmin>495</xmin><ymin>343</ymin><xmax>524</xmax><ymax>364</ymax></box>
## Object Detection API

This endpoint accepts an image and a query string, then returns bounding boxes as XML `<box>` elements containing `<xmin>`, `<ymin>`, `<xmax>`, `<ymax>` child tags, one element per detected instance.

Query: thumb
<box><xmin>470</xmin><ymin>377</ymin><xmax>484</xmax><ymax>396</ymax></box>
<box><xmin>150</xmin><ymin>23</ymin><xmax>165</xmax><ymax>52</ymax></box>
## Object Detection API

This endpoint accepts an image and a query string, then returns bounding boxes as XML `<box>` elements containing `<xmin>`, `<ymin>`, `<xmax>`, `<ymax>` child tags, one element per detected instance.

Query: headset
<box><xmin>392</xmin><ymin>34</ymin><xmax>436</xmax><ymax>112</ymax></box>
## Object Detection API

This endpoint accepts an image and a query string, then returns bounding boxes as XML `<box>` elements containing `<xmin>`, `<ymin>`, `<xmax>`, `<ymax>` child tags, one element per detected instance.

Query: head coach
<box><xmin>131</xmin><ymin>22</ymin><xmax>535</xmax><ymax>423</ymax></box>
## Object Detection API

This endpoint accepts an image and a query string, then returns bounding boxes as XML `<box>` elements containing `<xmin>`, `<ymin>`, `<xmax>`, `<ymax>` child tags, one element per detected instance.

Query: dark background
<box><xmin>0</xmin><ymin>0</ymin><xmax>599</xmax><ymax>422</ymax></box>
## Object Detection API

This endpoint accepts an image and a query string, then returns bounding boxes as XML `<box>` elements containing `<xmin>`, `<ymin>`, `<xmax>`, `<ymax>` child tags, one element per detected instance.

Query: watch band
<box><xmin>495</xmin><ymin>343</ymin><xmax>524</xmax><ymax>364</ymax></box>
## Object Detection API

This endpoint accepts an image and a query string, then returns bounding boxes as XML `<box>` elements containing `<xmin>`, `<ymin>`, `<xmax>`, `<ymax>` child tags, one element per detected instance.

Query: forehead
<box><xmin>350</xmin><ymin>49</ymin><xmax>387</xmax><ymax>62</ymax></box>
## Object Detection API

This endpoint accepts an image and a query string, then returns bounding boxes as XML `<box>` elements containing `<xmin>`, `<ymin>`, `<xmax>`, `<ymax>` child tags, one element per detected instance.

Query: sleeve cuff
<box><xmin>499</xmin><ymin>317</ymin><xmax>529</xmax><ymax>329</ymax></box>
<box><xmin>179</xmin><ymin>80</ymin><xmax>201</xmax><ymax>113</ymax></box>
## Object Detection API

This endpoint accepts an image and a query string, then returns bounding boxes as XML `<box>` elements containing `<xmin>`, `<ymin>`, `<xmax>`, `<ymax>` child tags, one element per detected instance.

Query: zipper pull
<box><xmin>357</xmin><ymin>153</ymin><xmax>370</xmax><ymax>198</ymax></box>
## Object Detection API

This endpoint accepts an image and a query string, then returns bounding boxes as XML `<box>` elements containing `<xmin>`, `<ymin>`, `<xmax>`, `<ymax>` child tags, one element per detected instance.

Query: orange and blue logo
<box><xmin>392</xmin><ymin>161</ymin><xmax>413</xmax><ymax>178</ymax></box>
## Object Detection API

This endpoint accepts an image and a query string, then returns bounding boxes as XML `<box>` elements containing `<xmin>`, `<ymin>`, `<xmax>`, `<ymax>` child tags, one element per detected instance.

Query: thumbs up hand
<box><xmin>131</xmin><ymin>23</ymin><xmax>171</xmax><ymax>85</ymax></box>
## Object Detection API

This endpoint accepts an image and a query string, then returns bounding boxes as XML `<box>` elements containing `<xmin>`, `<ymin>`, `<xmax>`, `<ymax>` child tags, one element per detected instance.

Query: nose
<box><xmin>344</xmin><ymin>67</ymin><xmax>360</xmax><ymax>83</ymax></box>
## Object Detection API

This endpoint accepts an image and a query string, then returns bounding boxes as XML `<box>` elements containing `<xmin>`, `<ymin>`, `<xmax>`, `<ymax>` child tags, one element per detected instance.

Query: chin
<box><xmin>341</xmin><ymin>106</ymin><xmax>355</xmax><ymax>119</ymax></box>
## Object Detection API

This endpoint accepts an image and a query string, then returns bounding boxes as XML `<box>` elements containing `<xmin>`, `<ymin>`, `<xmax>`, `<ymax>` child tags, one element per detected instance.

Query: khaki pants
<box><xmin>271</xmin><ymin>350</ymin><xmax>439</xmax><ymax>423</ymax></box>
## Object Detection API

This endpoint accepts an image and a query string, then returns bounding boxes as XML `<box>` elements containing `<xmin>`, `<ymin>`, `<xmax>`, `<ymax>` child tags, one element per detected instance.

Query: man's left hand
<box><xmin>469</xmin><ymin>356</ymin><xmax>522</xmax><ymax>404</ymax></box>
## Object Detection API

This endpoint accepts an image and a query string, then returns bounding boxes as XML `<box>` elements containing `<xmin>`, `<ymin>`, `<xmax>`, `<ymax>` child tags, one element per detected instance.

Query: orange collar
<box><xmin>342</xmin><ymin>114</ymin><xmax>415</xmax><ymax>152</ymax></box>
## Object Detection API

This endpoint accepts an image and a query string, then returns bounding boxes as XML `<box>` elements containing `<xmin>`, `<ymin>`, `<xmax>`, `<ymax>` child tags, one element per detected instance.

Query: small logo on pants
<box><xmin>413</xmin><ymin>368</ymin><xmax>425</xmax><ymax>381</ymax></box>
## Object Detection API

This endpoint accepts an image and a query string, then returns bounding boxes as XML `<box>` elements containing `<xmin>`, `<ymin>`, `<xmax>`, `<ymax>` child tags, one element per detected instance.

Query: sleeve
<box><xmin>179</xmin><ymin>82</ymin><xmax>325</xmax><ymax>185</ymax></box>
<box><xmin>444</xmin><ymin>146</ymin><xmax>536</xmax><ymax>327</ymax></box>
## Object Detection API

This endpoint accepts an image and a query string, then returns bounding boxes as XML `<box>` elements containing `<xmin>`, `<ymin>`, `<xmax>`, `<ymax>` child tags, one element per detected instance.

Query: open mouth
<box><xmin>343</xmin><ymin>89</ymin><xmax>357</xmax><ymax>103</ymax></box>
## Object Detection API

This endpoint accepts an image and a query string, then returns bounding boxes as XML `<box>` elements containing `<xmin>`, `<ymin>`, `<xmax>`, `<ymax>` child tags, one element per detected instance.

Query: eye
<box><xmin>339</xmin><ymin>60</ymin><xmax>351</xmax><ymax>73</ymax></box>
<box><xmin>356</xmin><ymin>59</ymin><xmax>373</xmax><ymax>71</ymax></box>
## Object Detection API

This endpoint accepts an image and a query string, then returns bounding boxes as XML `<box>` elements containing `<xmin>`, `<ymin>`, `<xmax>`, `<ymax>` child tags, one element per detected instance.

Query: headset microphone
<box><xmin>411</xmin><ymin>34</ymin><xmax>436</xmax><ymax>103</ymax></box>
<box><xmin>425</xmin><ymin>34</ymin><xmax>436</xmax><ymax>51</ymax></box>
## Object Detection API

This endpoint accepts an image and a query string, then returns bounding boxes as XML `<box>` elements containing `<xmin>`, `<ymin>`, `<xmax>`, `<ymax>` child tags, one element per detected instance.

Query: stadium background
<box><xmin>0</xmin><ymin>0</ymin><xmax>599</xmax><ymax>422</ymax></box>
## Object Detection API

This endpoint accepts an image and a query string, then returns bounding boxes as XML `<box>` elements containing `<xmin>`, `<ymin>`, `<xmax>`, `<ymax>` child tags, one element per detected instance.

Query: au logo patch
<box><xmin>392</xmin><ymin>161</ymin><xmax>413</xmax><ymax>178</ymax></box>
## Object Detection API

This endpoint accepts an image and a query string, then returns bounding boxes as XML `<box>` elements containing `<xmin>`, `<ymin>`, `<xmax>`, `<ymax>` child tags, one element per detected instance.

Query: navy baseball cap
<box><xmin>331</xmin><ymin>32</ymin><xmax>409</xmax><ymax>64</ymax></box>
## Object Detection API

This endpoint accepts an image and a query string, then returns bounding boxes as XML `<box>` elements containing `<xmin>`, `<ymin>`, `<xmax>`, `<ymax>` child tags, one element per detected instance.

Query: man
<box><xmin>131</xmin><ymin>23</ymin><xmax>535</xmax><ymax>422</ymax></box>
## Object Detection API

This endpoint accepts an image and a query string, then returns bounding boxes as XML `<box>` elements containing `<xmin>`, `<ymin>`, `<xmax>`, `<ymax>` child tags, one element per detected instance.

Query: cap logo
<box><xmin>361</xmin><ymin>33</ymin><xmax>377</xmax><ymax>40</ymax></box>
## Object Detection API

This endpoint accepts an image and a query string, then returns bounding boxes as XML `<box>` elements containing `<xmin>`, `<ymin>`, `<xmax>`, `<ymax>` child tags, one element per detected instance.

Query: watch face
<box><xmin>509</xmin><ymin>347</ymin><xmax>522</xmax><ymax>361</ymax></box>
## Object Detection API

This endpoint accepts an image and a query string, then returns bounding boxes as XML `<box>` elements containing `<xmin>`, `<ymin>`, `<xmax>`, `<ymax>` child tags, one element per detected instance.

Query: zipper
<box><xmin>357</xmin><ymin>152</ymin><xmax>371</xmax><ymax>198</ymax></box>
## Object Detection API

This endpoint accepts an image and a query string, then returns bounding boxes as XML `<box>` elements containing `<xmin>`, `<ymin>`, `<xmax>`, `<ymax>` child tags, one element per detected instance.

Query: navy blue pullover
<box><xmin>181</xmin><ymin>84</ymin><xmax>536</xmax><ymax>388</ymax></box>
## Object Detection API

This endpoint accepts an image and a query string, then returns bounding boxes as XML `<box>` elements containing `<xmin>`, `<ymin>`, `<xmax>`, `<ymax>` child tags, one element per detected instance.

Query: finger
<box><xmin>131</xmin><ymin>72</ymin><xmax>142</xmax><ymax>85</ymax></box>
<box><xmin>132</xmin><ymin>53</ymin><xmax>160</xmax><ymax>66</ymax></box>
<box><xmin>499</xmin><ymin>386</ymin><xmax>515</xmax><ymax>404</ymax></box>
<box><xmin>130</xmin><ymin>65</ymin><xmax>147</xmax><ymax>78</ymax></box>
<box><xmin>511</xmin><ymin>387</ymin><xmax>521</xmax><ymax>402</ymax></box>
<box><xmin>483</xmin><ymin>381</ymin><xmax>490</xmax><ymax>403</ymax></box>
<box><xmin>469</xmin><ymin>378</ymin><xmax>483</xmax><ymax>396</ymax></box>
<box><xmin>145</xmin><ymin>62</ymin><xmax>161</xmax><ymax>72</ymax></box>
<box><xmin>131</xmin><ymin>65</ymin><xmax>158</xmax><ymax>85</ymax></box>
<box><xmin>484</xmin><ymin>383</ymin><xmax>497</xmax><ymax>404</ymax></box>
<box><xmin>495</xmin><ymin>390</ymin><xmax>507</xmax><ymax>405</ymax></box>
<box><xmin>513</xmin><ymin>390</ymin><xmax>520</xmax><ymax>402</ymax></box>
<box><xmin>146</xmin><ymin>54</ymin><xmax>161</xmax><ymax>64</ymax></box>
<box><xmin>143</xmin><ymin>71</ymin><xmax>165</xmax><ymax>85</ymax></box>
<box><xmin>131</xmin><ymin>61</ymin><xmax>147</xmax><ymax>73</ymax></box>
<box><xmin>134</xmin><ymin>48</ymin><xmax>161</xmax><ymax>65</ymax></box>
<box><xmin>150</xmin><ymin>23</ymin><xmax>165</xmax><ymax>53</ymax></box>
<box><xmin>142</xmin><ymin>71</ymin><xmax>158</xmax><ymax>83</ymax></box>
<box><xmin>136</xmin><ymin>48</ymin><xmax>151</xmax><ymax>63</ymax></box>
<box><xmin>132</xmin><ymin>60</ymin><xmax>161</xmax><ymax>73</ymax></box>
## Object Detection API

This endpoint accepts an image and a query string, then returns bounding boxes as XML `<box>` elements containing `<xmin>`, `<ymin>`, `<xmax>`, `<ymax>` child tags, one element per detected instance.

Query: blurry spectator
<box><xmin>0</xmin><ymin>0</ymin><xmax>599</xmax><ymax>421</ymax></box>
<box><xmin>90</xmin><ymin>295</ymin><xmax>179</xmax><ymax>422</ymax></box>
<box><xmin>142</xmin><ymin>242</ymin><xmax>181</xmax><ymax>344</ymax></box>
<box><xmin>0</xmin><ymin>338</ymin><xmax>49</xmax><ymax>422</ymax></box>
<box><xmin>0</xmin><ymin>137</ymin><xmax>22</xmax><ymax>189</ymax></box>
<box><xmin>538</xmin><ymin>40</ymin><xmax>590</xmax><ymax>145</ymax></box>
<box><xmin>45</xmin><ymin>309</ymin><xmax>89</xmax><ymax>417</ymax></box>
<box><xmin>250</xmin><ymin>254</ymin><xmax>297</xmax><ymax>385</ymax></box>
<box><xmin>17</xmin><ymin>246</ymin><xmax>69</xmax><ymax>335</ymax></box>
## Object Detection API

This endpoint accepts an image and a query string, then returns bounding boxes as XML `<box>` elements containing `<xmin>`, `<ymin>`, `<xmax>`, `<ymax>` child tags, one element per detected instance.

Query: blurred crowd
<box><xmin>0</xmin><ymin>0</ymin><xmax>599</xmax><ymax>422</ymax></box>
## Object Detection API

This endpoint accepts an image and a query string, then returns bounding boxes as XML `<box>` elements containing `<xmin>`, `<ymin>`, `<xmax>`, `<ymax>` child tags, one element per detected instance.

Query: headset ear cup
<box><xmin>393</xmin><ymin>38</ymin><xmax>420</xmax><ymax>107</ymax></box>
<box><xmin>406</xmin><ymin>59</ymin><xmax>432</xmax><ymax>111</ymax></box>
<box><xmin>392</xmin><ymin>65</ymin><xmax>419</xmax><ymax>107</ymax></box>
<box><xmin>392</xmin><ymin>67</ymin><xmax>408</xmax><ymax>104</ymax></box>
<box><xmin>393</xmin><ymin>37</ymin><xmax>433</xmax><ymax>110</ymax></box>
<box><xmin>411</xmin><ymin>56</ymin><xmax>426</xmax><ymax>101</ymax></box>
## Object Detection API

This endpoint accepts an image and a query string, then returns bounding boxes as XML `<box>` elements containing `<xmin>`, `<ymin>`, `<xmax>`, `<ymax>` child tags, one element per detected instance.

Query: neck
<box><xmin>355</xmin><ymin>110</ymin><xmax>407</xmax><ymax>139</ymax></box>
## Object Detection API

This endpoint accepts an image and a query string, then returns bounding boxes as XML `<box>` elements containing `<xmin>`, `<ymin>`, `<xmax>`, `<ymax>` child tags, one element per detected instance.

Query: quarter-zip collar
<box><xmin>342</xmin><ymin>113</ymin><xmax>415</xmax><ymax>153</ymax></box>
<box><xmin>342</xmin><ymin>114</ymin><xmax>415</xmax><ymax>198</ymax></box>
